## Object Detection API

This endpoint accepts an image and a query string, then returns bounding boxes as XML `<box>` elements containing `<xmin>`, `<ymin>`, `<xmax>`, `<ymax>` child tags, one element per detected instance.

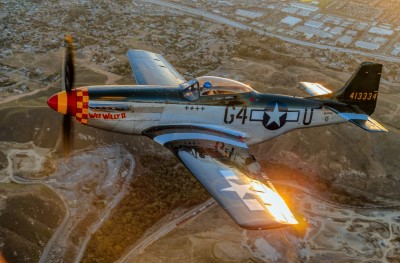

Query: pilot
<box><xmin>201</xmin><ymin>81</ymin><xmax>217</xmax><ymax>95</ymax></box>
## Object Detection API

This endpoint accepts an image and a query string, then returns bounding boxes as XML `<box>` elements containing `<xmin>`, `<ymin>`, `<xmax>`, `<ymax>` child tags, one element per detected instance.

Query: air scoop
<box><xmin>47</xmin><ymin>90</ymin><xmax>77</xmax><ymax>116</ymax></box>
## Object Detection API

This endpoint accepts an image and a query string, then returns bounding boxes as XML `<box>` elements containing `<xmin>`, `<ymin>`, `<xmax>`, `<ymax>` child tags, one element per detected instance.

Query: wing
<box><xmin>299</xmin><ymin>82</ymin><xmax>332</xmax><ymax>96</ymax></box>
<box><xmin>127</xmin><ymin>50</ymin><xmax>186</xmax><ymax>86</ymax></box>
<box><xmin>145</xmin><ymin>126</ymin><xmax>298</xmax><ymax>229</ymax></box>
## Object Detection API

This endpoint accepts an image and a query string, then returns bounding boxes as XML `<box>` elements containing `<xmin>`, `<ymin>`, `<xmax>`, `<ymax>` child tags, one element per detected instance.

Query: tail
<box><xmin>317</xmin><ymin>62</ymin><xmax>387</xmax><ymax>132</ymax></box>
<box><xmin>331</xmin><ymin>62</ymin><xmax>382</xmax><ymax>115</ymax></box>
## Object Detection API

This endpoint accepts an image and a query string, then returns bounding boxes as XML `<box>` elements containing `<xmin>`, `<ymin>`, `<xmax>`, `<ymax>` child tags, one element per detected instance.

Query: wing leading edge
<box><xmin>145</xmin><ymin>126</ymin><xmax>298</xmax><ymax>230</ymax></box>
<box><xmin>127</xmin><ymin>50</ymin><xmax>186</xmax><ymax>86</ymax></box>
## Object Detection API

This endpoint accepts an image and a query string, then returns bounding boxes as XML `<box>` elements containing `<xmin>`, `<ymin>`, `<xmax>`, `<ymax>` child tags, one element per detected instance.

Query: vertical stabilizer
<box><xmin>333</xmin><ymin>62</ymin><xmax>382</xmax><ymax>115</ymax></box>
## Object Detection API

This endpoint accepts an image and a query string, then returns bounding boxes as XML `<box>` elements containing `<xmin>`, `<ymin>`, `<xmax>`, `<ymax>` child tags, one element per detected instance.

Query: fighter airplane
<box><xmin>47</xmin><ymin>36</ymin><xmax>387</xmax><ymax>229</ymax></box>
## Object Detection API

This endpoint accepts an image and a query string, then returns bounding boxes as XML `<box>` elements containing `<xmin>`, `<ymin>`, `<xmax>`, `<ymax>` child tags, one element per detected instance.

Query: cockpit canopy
<box><xmin>181</xmin><ymin>76</ymin><xmax>254</xmax><ymax>101</ymax></box>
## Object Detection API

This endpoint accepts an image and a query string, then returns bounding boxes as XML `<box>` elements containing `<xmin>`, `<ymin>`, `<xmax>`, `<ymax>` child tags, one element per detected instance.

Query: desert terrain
<box><xmin>1</xmin><ymin>1</ymin><xmax>400</xmax><ymax>262</ymax></box>
<box><xmin>1</xmin><ymin>48</ymin><xmax>399</xmax><ymax>263</ymax></box>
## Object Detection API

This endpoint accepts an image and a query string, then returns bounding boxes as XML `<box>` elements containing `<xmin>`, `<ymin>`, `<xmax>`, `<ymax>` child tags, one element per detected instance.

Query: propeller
<box><xmin>61</xmin><ymin>35</ymin><xmax>75</xmax><ymax>157</ymax></box>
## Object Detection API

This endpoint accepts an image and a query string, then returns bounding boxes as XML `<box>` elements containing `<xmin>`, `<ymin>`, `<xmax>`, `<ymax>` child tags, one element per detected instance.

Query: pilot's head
<box><xmin>203</xmin><ymin>81</ymin><xmax>212</xmax><ymax>89</ymax></box>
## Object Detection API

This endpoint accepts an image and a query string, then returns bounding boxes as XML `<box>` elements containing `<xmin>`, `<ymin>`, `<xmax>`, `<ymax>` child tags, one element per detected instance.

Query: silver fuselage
<box><xmin>83</xmin><ymin>86</ymin><xmax>347</xmax><ymax>145</ymax></box>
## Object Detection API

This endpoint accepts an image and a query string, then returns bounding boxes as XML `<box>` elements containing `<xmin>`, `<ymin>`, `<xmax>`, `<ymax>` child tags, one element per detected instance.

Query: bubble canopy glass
<box><xmin>181</xmin><ymin>76</ymin><xmax>254</xmax><ymax>101</ymax></box>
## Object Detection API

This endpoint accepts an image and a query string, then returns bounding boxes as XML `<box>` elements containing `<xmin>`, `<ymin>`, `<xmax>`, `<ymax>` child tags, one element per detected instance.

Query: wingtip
<box><xmin>239</xmin><ymin>220</ymin><xmax>298</xmax><ymax>230</ymax></box>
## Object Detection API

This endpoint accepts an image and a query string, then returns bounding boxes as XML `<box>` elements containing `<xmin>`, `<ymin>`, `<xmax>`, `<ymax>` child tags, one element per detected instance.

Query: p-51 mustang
<box><xmin>48</xmin><ymin>37</ymin><xmax>387</xmax><ymax>230</ymax></box>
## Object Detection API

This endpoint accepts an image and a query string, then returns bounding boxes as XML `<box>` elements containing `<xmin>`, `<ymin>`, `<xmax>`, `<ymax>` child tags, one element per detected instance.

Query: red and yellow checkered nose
<box><xmin>47</xmin><ymin>88</ymin><xmax>89</xmax><ymax>124</ymax></box>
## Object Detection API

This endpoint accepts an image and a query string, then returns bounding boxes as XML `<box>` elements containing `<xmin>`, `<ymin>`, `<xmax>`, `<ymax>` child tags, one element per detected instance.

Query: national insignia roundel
<box><xmin>262</xmin><ymin>101</ymin><xmax>288</xmax><ymax>130</ymax></box>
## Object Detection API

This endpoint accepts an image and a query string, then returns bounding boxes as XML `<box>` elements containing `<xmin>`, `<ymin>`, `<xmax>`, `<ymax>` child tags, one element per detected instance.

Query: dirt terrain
<box><xmin>0</xmin><ymin>30</ymin><xmax>399</xmax><ymax>263</ymax></box>
<box><xmin>0</xmin><ymin>184</ymin><xmax>65</xmax><ymax>263</ymax></box>
<box><xmin>129</xmin><ymin>181</ymin><xmax>400</xmax><ymax>263</ymax></box>
<box><xmin>1</xmin><ymin>1</ymin><xmax>399</xmax><ymax>262</ymax></box>
<box><xmin>125</xmin><ymin>52</ymin><xmax>400</xmax><ymax>262</ymax></box>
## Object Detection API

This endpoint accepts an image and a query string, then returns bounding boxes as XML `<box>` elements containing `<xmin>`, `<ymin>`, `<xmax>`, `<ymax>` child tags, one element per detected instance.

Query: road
<box><xmin>73</xmin><ymin>154</ymin><xmax>135</xmax><ymax>263</ymax></box>
<box><xmin>137</xmin><ymin>0</ymin><xmax>400</xmax><ymax>63</ymax></box>
<box><xmin>1</xmin><ymin>143</ymin><xmax>136</xmax><ymax>263</ymax></box>
<box><xmin>116</xmin><ymin>178</ymin><xmax>400</xmax><ymax>263</ymax></box>
<box><xmin>278</xmin><ymin>180</ymin><xmax>400</xmax><ymax>262</ymax></box>
<box><xmin>273</xmin><ymin>179</ymin><xmax>400</xmax><ymax>209</ymax></box>
<box><xmin>42</xmin><ymin>147</ymin><xmax>135</xmax><ymax>263</ymax></box>
<box><xmin>3</xmin><ymin>146</ymin><xmax>72</xmax><ymax>263</ymax></box>
<box><xmin>0</xmin><ymin>76</ymin><xmax>59</xmax><ymax>107</ymax></box>
<box><xmin>116</xmin><ymin>198</ymin><xmax>216</xmax><ymax>263</ymax></box>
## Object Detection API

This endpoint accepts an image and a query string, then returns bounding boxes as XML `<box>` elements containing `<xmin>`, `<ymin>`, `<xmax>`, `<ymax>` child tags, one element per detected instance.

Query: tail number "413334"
<box><xmin>349</xmin><ymin>92</ymin><xmax>378</xmax><ymax>101</ymax></box>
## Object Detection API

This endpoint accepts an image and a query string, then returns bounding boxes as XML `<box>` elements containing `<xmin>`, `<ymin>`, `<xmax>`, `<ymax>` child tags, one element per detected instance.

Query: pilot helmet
<box><xmin>203</xmin><ymin>81</ymin><xmax>212</xmax><ymax>89</ymax></box>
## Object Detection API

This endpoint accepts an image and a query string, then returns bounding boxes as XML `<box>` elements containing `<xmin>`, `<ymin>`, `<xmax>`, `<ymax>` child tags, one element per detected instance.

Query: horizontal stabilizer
<box><xmin>339</xmin><ymin>113</ymin><xmax>387</xmax><ymax>132</ymax></box>
<box><xmin>299</xmin><ymin>82</ymin><xmax>332</xmax><ymax>96</ymax></box>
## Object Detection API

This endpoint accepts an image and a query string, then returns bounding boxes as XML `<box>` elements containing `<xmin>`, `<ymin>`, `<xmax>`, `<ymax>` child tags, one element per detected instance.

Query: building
<box><xmin>304</xmin><ymin>20</ymin><xmax>324</xmax><ymax>29</ymax></box>
<box><xmin>282</xmin><ymin>7</ymin><xmax>297</xmax><ymax>14</ymax></box>
<box><xmin>298</xmin><ymin>9</ymin><xmax>312</xmax><ymax>17</ymax></box>
<box><xmin>373</xmin><ymin>37</ymin><xmax>387</xmax><ymax>45</ymax></box>
<box><xmin>341</xmin><ymin>20</ymin><xmax>354</xmax><ymax>27</ymax></box>
<box><xmin>368</xmin><ymin>26</ymin><xmax>394</xmax><ymax>36</ymax></box>
<box><xmin>235</xmin><ymin>9</ymin><xmax>264</xmax><ymax>19</ymax></box>
<box><xmin>330</xmin><ymin>26</ymin><xmax>345</xmax><ymax>35</ymax></box>
<box><xmin>355</xmin><ymin>40</ymin><xmax>380</xmax><ymax>51</ymax></box>
<box><xmin>345</xmin><ymin>30</ymin><xmax>358</xmax><ymax>36</ymax></box>
<box><xmin>312</xmin><ymin>13</ymin><xmax>323</xmax><ymax>20</ymax></box>
<box><xmin>337</xmin><ymin>35</ymin><xmax>353</xmax><ymax>45</ymax></box>
<box><xmin>218</xmin><ymin>0</ymin><xmax>233</xmax><ymax>6</ymax></box>
<box><xmin>290</xmin><ymin>3</ymin><xmax>319</xmax><ymax>12</ymax></box>
<box><xmin>251</xmin><ymin>21</ymin><xmax>264</xmax><ymax>28</ymax></box>
<box><xmin>391</xmin><ymin>43</ymin><xmax>400</xmax><ymax>56</ymax></box>
<box><xmin>323</xmin><ymin>15</ymin><xmax>342</xmax><ymax>25</ymax></box>
<box><xmin>280</xmin><ymin>16</ymin><xmax>302</xmax><ymax>27</ymax></box>
<box><xmin>294</xmin><ymin>25</ymin><xmax>333</xmax><ymax>38</ymax></box>
<box><xmin>356</xmin><ymin>22</ymin><xmax>369</xmax><ymax>31</ymax></box>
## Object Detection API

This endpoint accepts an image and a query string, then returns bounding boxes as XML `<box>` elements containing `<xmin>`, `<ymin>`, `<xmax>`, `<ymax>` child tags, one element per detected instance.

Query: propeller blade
<box><xmin>61</xmin><ymin>48</ymin><xmax>66</xmax><ymax>92</ymax></box>
<box><xmin>61</xmin><ymin>35</ymin><xmax>76</xmax><ymax>157</ymax></box>
<box><xmin>63</xmin><ymin>34</ymin><xmax>75</xmax><ymax>93</ymax></box>
<box><xmin>62</xmin><ymin>114</ymin><xmax>73</xmax><ymax>157</ymax></box>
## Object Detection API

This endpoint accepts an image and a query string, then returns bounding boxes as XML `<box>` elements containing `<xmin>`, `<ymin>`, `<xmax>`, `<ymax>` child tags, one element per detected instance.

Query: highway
<box><xmin>116</xmin><ymin>198</ymin><xmax>216</xmax><ymax>263</ymax></box>
<box><xmin>138</xmin><ymin>0</ymin><xmax>400</xmax><ymax>63</ymax></box>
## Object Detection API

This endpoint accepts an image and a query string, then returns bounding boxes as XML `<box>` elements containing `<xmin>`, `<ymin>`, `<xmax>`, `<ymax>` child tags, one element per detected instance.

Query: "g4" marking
<box><xmin>224</xmin><ymin>106</ymin><xmax>248</xmax><ymax>124</ymax></box>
